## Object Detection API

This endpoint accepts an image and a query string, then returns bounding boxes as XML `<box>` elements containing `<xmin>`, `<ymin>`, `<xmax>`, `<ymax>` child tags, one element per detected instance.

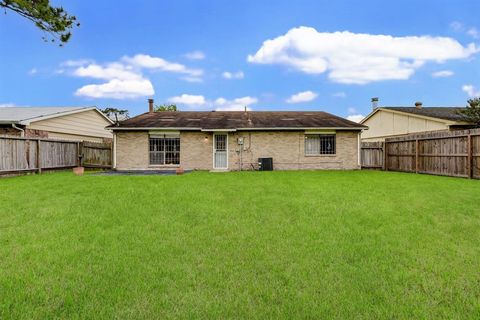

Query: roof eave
<box><xmin>109</xmin><ymin>126</ymin><xmax>366</xmax><ymax>131</ymax></box>
<box><xmin>19</xmin><ymin>107</ymin><xmax>114</xmax><ymax>125</ymax></box>
<box><xmin>360</xmin><ymin>107</ymin><xmax>465</xmax><ymax>125</ymax></box>
<box><xmin>0</xmin><ymin>120</ymin><xmax>19</xmax><ymax>125</ymax></box>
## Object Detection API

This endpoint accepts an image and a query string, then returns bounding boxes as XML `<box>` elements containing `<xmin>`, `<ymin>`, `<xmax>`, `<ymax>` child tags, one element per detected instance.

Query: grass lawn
<box><xmin>0</xmin><ymin>171</ymin><xmax>479</xmax><ymax>319</ymax></box>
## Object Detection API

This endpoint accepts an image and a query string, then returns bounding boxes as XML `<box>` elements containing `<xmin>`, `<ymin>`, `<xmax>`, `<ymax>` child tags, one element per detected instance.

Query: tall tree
<box><xmin>101</xmin><ymin>107</ymin><xmax>129</xmax><ymax>123</ymax></box>
<box><xmin>459</xmin><ymin>98</ymin><xmax>480</xmax><ymax>126</ymax></box>
<box><xmin>1</xmin><ymin>0</ymin><xmax>79</xmax><ymax>45</ymax></box>
<box><xmin>155</xmin><ymin>104</ymin><xmax>177</xmax><ymax>112</ymax></box>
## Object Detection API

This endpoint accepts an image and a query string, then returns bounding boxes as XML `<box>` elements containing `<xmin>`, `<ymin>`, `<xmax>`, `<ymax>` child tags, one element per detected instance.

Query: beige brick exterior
<box><xmin>115</xmin><ymin>131</ymin><xmax>149</xmax><ymax>170</ymax></box>
<box><xmin>114</xmin><ymin>130</ymin><xmax>360</xmax><ymax>171</ymax></box>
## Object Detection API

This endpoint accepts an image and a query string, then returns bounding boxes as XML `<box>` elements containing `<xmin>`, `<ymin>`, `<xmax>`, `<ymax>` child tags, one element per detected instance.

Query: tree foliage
<box><xmin>155</xmin><ymin>104</ymin><xmax>178</xmax><ymax>112</ymax></box>
<box><xmin>101</xmin><ymin>107</ymin><xmax>129</xmax><ymax>123</ymax></box>
<box><xmin>459</xmin><ymin>98</ymin><xmax>480</xmax><ymax>126</ymax></box>
<box><xmin>1</xmin><ymin>0</ymin><xmax>79</xmax><ymax>45</ymax></box>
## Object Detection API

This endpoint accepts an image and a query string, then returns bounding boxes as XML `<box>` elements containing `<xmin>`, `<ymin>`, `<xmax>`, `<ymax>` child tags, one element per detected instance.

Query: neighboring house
<box><xmin>109</xmin><ymin>103</ymin><xmax>366</xmax><ymax>171</ymax></box>
<box><xmin>360</xmin><ymin>102</ymin><xmax>472</xmax><ymax>142</ymax></box>
<box><xmin>0</xmin><ymin>107</ymin><xmax>113</xmax><ymax>142</ymax></box>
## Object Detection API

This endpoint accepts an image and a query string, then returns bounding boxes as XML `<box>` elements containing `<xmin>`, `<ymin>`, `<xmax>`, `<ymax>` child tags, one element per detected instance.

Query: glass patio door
<box><xmin>213</xmin><ymin>134</ymin><xmax>228</xmax><ymax>169</ymax></box>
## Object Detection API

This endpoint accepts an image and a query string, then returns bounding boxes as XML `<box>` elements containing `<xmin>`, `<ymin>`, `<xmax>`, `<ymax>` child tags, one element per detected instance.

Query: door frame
<box><xmin>212</xmin><ymin>133</ymin><xmax>228</xmax><ymax>169</ymax></box>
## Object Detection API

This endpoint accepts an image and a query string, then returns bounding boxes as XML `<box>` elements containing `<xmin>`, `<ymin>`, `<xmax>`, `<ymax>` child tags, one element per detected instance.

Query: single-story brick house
<box><xmin>109</xmin><ymin>101</ymin><xmax>366</xmax><ymax>171</ymax></box>
<box><xmin>0</xmin><ymin>106</ymin><xmax>113</xmax><ymax>142</ymax></box>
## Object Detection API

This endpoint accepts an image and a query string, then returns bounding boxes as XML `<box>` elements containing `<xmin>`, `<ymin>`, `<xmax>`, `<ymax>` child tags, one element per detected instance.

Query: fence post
<box><xmin>383</xmin><ymin>141</ymin><xmax>388</xmax><ymax>171</ymax></box>
<box><xmin>467</xmin><ymin>134</ymin><xmax>473</xmax><ymax>179</ymax></box>
<box><xmin>77</xmin><ymin>141</ymin><xmax>84</xmax><ymax>167</ymax></box>
<box><xmin>36</xmin><ymin>139</ymin><xmax>42</xmax><ymax>174</ymax></box>
<box><xmin>415</xmin><ymin>139</ymin><xmax>419</xmax><ymax>174</ymax></box>
<box><xmin>110</xmin><ymin>141</ymin><xmax>114</xmax><ymax>169</ymax></box>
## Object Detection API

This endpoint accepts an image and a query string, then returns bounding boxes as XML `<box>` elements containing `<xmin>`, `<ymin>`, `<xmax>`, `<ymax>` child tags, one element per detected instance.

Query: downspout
<box><xmin>113</xmin><ymin>132</ymin><xmax>117</xmax><ymax>170</ymax></box>
<box><xmin>12</xmin><ymin>123</ymin><xmax>25</xmax><ymax>137</ymax></box>
<box><xmin>357</xmin><ymin>132</ymin><xmax>361</xmax><ymax>168</ymax></box>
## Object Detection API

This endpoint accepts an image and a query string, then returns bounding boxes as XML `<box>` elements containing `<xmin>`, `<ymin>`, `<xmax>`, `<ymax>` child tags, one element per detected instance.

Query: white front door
<box><xmin>213</xmin><ymin>134</ymin><xmax>228</xmax><ymax>169</ymax></box>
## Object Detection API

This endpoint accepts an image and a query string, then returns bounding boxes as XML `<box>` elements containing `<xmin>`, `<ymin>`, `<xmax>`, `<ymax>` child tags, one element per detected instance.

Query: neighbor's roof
<box><xmin>0</xmin><ymin>106</ymin><xmax>113</xmax><ymax>125</ymax></box>
<box><xmin>383</xmin><ymin>107</ymin><xmax>467</xmax><ymax>121</ymax></box>
<box><xmin>360</xmin><ymin>106</ymin><xmax>468</xmax><ymax>124</ymax></box>
<box><xmin>108</xmin><ymin>111</ymin><xmax>367</xmax><ymax>131</ymax></box>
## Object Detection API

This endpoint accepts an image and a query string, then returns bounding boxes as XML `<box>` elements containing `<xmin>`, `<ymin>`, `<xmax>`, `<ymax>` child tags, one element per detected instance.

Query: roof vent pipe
<box><xmin>371</xmin><ymin>97</ymin><xmax>379</xmax><ymax>109</ymax></box>
<box><xmin>148</xmin><ymin>98</ymin><xmax>154</xmax><ymax>113</ymax></box>
<box><xmin>415</xmin><ymin>101</ymin><xmax>423</xmax><ymax>109</ymax></box>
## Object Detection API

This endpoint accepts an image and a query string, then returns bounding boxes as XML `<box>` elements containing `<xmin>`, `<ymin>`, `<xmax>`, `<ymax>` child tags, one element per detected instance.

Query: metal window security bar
<box><xmin>149</xmin><ymin>135</ymin><xmax>180</xmax><ymax>165</ymax></box>
<box><xmin>305</xmin><ymin>134</ymin><xmax>336</xmax><ymax>155</ymax></box>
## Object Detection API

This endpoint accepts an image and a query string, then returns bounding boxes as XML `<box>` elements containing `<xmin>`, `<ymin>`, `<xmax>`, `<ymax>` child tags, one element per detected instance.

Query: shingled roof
<box><xmin>108</xmin><ymin>111</ymin><xmax>366</xmax><ymax>131</ymax></box>
<box><xmin>382</xmin><ymin>107</ymin><xmax>467</xmax><ymax>122</ymax></box>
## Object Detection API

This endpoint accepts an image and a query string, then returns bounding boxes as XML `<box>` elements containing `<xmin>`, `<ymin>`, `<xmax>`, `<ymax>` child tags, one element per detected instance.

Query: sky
<box><xmin>1</xmin><ymin>0</ymin><xmax>480</xmax><ymax>121</ymax></box>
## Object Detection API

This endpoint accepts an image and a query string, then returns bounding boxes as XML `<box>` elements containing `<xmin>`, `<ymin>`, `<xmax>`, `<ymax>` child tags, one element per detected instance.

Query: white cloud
<box><xmin>61</xmin><ymin>59</ymin><xmax>93</xmax><ymax>67</ymax></box>
<box><xmin>63</xmin><ymin>54</ymin><xmax>204</xmax><ymax>99</ymax></box>
<box><xmin>163</xmin><ymin>94</ymin><xmax>258</xmax><ymax>110</ymax></box>
<box><xmin>75</xmin><ymin>79</ymin><xmax>154</xmax><ymax>99</ymax></box>
<box><xmin>347</xmin><ymin>107</ymin><xmax>357</xmax><ymax>114</ymax></box>
<box><xmin>248</xmin><ymin>26</ymin><xmax>478</xmax><ymax>84</ymax></box>
<box><xmin>73</xmin><ymin>63</ymin><xmax>141</xmax><ymax>80</ymax></box>
<box><xmin>286</xmin><ymin>90</ymin><xmax>318</xmax><ymax>103</ymax></box>
<box><xmin>333</xmin><ymin>92</ymin><xmax>346</xmax><ymax>98</ymax></box>
<box><xmin>222</xmin><ymin>71</ymin><xmax>244</xmax><ymax>79</ymax></box>
<box><xmin>450</xmin><ymin>21</ymin><xmax>464</xmax><ymax>32</ymax></box>
<box><xmin>70</xmin><ymin>61</ymin><xmax>152</xmax><ymax>99</ymax></box>
<box><xmin>181</xmin><ymin>76</ymin><xmax>204</xmax><ymax>83</ymax></box>
<box><xmin>28</xmin><ymin>68</ymin><xmax>37</xmax><ymax>75</ymax></box>
<box><xmin>467</xmin><ymin>28</ymin><xmax>480</xmax><ymax>39</ymax></box>
<box><xmin>347</xmin><ymin>114</ymin><xmax>365</xmax><ymax>123</ymax></box>
<box><xmin>462</xmin><ymin>84</ymin><xmax>480</xmax><ymax>98</ymax></box>
<box><xmin>346</xmin><ymin>107</ymin><xmax>364</xmax><ymax>123</ymax></box>
<box><xmin>184</xmin><ymin>50</ymin><xmax>205</xmax><ymax>60</ymax></box>
<box><xmin>123</xmin><ymin>54</ymin><xmax>203</xmax><ymax>77</ymax></box>
<box><xmin>214</xmin><ymin>96</ymin><xmax>258</xmax><ymax>111</ymax></box>
<box><xmin>167</xmin><ymin>94</ymin><xmax>206</xmax><ymax>106</ymax></box>
<box><xmin>450</xmin><ymin>22</ymin><xmax>480</xmax><ymax>40</ymax></box>
<box><xmin>0</xmin><ymin>103</ymin><xmax>20</xmax><ymax>108</ymax></box>
<box><xmin>432</xmin><ymin>70</ymin><xmax>454</xmax><ymax>78</ymax></box>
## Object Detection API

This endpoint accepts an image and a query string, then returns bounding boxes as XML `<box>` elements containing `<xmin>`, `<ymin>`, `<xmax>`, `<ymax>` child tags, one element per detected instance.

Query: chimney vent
<box><xmin>148</xmin><ymin>98</ymin><xmax>154</xmax><ymax>113</ymax></box>
<box><xmin>371</xmin><ymin>97</ymin><xmax>379</xmax><ymax>109</ymax></box>
<box><xmin>415</xmin><ymin>101</ymin><xmax>422</xmax><ymax>109</ymax></box>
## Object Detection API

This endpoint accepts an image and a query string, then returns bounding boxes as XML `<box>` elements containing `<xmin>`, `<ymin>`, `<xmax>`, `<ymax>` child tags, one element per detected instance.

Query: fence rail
<box><xmin>361</xmin><ymin>128</ymin><xmax>480</xmax><ymax>179</ymax></box>
<box><xmin>0</xmin><ymin>136</ymin><xmax>112</xmax><ymax>175</ymax></box>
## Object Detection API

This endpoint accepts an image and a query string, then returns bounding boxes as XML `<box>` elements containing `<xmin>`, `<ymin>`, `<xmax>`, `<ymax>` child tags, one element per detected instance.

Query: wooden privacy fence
<box><xmin>0</xmin><ymin>136</ymin><xmax>112</xmax><ymax>175</ymax></box>
<box><xmin>81</xmin><ymin>141</ymin><xmax>112</xmax><ymax>168</ymax></box>
<box><xmin>360</xmin><ymin>142</ymin><xmax>384</xmax><ymax>169</ymax></box>
<box><xmin>361</xmin><ymin>128</ymin><xmax>480</xmax><ymax>179</ymax></box>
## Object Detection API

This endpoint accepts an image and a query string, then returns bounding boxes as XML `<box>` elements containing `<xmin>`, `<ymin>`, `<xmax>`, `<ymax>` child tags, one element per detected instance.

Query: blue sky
<box><xmin>1</xmin><ymin>0</ymin><xmax>480</xmax><ymax>120</ymax></box>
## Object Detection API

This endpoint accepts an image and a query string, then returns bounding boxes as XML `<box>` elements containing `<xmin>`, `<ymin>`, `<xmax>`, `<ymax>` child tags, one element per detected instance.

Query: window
<box><xmin>305</xmin><ymin>134</ymin><xmax>336</xmax><ymax>155</ymax></box>
<box><xmin>149</xmin><ymin>135</ymin><xmax>180</xmax><ymax>165</ymax></box>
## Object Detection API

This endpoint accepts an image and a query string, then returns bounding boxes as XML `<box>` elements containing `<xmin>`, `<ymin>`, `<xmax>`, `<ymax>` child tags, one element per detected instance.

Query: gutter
<box><xmin>11</xmin><ymin>123</ymin><xmax>25</xmax><ymax>137</ymax></box>
<box><xmin>108</xmin><ymin>126</ymin><xmax>367</xmax><ymax>131</ymax></box>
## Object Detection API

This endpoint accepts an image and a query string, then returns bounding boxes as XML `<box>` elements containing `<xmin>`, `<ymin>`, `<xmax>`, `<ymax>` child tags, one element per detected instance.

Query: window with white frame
<box><xmin>305</xmin><ymin>134</ymin><xmax>336</xmax><ymax>155</ymax></box>
<box><xmin>149</xmin><ymin>134</ymin><xmax>180</xmax><ymax>165</ymax></box>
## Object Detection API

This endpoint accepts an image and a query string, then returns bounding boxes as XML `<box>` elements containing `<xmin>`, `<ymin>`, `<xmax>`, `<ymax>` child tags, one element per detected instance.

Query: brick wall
<box><xmin>0</xmin><ymin>127</ymin><xmax>51</xmax><ymax>138</ymax></box>
<box><xmin>228</xmin><ymin>131</ymin><xmax>359</xmax><ymax>170</ymax></box>
<box><xmin>115</xmin><ymin>130</ymin><xmax>360</xmax><ymax>171</ymax></box>
<box><xmin>0</xmin><ymin>127</ymin><xmax>21</xmax><ymax>136</ymax></box>
<box><xmin>115</xmin><ymin>131</ymin><xmax>149</xmax><ymax>170</ymax></box>
<box><xmin>25</xmin><ymin>129</ymin><xmax>49</xmax><ymax>138</ymax></box>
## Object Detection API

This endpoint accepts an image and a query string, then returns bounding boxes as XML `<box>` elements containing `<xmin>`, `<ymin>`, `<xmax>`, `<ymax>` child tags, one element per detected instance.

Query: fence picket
<box><xmin>361</xmin><ymin>128</ymin><xmax>480</xmax><ymax>179</ymax></box>
<box><xmin>0</xmin><ymin>136</ymin><xmax>112</xmax><ymax>175</ymax></box>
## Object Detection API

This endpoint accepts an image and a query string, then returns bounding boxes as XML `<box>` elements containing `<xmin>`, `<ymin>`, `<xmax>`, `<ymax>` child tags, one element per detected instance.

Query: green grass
<box><xmin>0</xmin><ymin>171</ymin><xmax>479</xmax><ymax>319</ymax></box>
